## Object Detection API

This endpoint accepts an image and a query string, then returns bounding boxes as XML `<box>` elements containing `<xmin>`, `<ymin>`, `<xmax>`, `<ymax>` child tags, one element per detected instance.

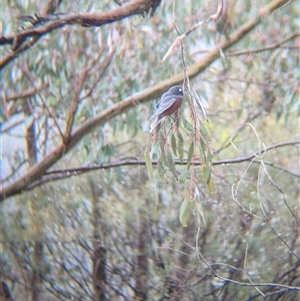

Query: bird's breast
<box><xmin>161</xmin><ymin>97</ymin><xmax>183</xmax><ymax>117</ymax></box>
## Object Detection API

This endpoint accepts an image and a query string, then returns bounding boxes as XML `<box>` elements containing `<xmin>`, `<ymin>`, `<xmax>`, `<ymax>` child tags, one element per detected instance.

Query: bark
<box><xmin>134</xmin><ymin>209</ymin><xmax>149</xmax><ymax>300</ymax></box>
<box><xmin>90</xmin><ymin>181</ymin><xmax>107</xmax><ymax>301</ymax></box>
<box><xmin>31</xmin><ymin>242</ymin><xmax>44</xmax><ymax>301</ymax></box>
<box><xmin>1</xmin><ymin>282</ymin><xmax>15</xmax><ymax>301</ymax></box>
<box><xmin>24</xmin><ymin>98</ymin><xmax>37</xmax><ymax>166</ymax></box>
<box><xmin>0</xmin><ymin>0</ymin><xmax>162</xmax><ymax>69</ymax></box>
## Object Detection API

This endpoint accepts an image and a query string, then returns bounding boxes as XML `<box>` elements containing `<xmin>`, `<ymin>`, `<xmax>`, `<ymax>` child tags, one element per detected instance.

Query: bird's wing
<box><xmin>149</xmin><ymin>94</ymin><xmax>176</xmax><ymax>122</ymax></box>
<box><xmin>154</xmin><ymin>90</ymin><xmax>170</xmax><ymax>108</ymax></box>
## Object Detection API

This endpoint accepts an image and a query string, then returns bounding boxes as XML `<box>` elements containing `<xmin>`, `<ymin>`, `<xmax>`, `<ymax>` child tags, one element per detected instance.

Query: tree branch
<box><xmin>228</xmin><ymin>32</ymin><xmax>300</xmax><ymax>56</ymax></box>
<box><xmin>21</xmin><ymin>141</ymin><xmax>300</xmax><ymax>192</ymax></box>
<box><xmin>0</xmin><ymin>0</ymin><xmax>161</xmax><ymax>69</ymax></box>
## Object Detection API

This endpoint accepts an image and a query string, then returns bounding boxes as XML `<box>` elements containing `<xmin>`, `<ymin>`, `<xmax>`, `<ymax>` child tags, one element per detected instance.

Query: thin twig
<box><xmin>227</xmin><ymin>32</ymin><xmax>300</xmax><ymax>56</ymax></box>
<box><xmin>162</xmin><ymin>0</ymin><xmax>223</xmax><ymax>62</ymax></box>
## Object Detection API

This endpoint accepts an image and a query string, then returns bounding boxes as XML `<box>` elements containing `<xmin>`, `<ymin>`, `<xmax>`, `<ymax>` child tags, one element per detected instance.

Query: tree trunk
<box><xmin>90</xmin><ymin>181</ymin><xmax>107</xmax><ymax>301</ymax></box>
<box><xmin>134</xmin><ymin>208</ymin><xmax>149</xmax><ymax>301</ymax></box>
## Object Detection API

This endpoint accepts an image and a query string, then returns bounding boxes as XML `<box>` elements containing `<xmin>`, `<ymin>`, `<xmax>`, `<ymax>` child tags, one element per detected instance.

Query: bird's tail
<box><xmin>150</xmin><ymin>116</ymin><xmax>164</xmax><ymax>134</ymax></box>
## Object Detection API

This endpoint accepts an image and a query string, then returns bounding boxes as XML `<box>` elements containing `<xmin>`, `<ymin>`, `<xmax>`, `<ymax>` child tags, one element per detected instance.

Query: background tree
<box><xmin>1</xmin><ymin>0</ymin><xmax>299</xmax><ymax>300</ymax></box>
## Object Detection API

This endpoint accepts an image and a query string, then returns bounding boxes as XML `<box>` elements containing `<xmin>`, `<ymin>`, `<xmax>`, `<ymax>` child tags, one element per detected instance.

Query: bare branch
<box><xmin>20</xmin><ymin>63</ymin><xmax>66</xmax><ymax>141</ymax></box>
<box><xmin>19</xmin><ymin>141</ymin><xmax>300</xmax><ymax>191</ymax></box>
<box><xmin>228</xmin><ymin>32</ymin><xmax>300</xmax><ymax>56</ymax></box>
<box><xmin>4</xmin><ymin>84</ymin><xmax>42</xmax><ymax>102</ymax></box>
<box><xmin>162</xmin><ymin>0</ymin><xmax>224</xmax><ymax>62</ymax></box>
<box><xmin>0</xmin><ymin>0</ymin><xmax>161</xmax><ymax>69</ymax></box>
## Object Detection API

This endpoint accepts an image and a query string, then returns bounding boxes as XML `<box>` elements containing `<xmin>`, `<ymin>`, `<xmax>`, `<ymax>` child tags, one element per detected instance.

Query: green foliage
<box><xmin>144</xmin><ymin>145</ymin><xmax>153</xmax><ymax>180</ymax></box>
<box><xmin>1</xmin><ymin>0</ymin><xmax>299</xmax><ymax>300</ymax></box>
<box><xmin>179</xmin><ymin>198</ymin><xmax>190</xmax><ymax>227</ymax></box>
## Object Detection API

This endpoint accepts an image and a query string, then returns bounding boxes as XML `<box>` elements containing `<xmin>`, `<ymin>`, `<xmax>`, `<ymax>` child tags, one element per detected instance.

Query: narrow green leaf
<box><xmin>177</xmin><ymin>130</ymin><xmax>184</xmax><ymax>143</ymax></box>
<box><xmin>177</xmin><ymin>132</ymin><xmax>184</xmax><ymax>162</ymax></box>
<box><xmin>203</xmin><ymin>165</ymin><xmax>211</xmax><ymax>183</ymax></box>
<box><xmin>179</xmin><ymin>198</ymin><xmax>189</xmax><ymax>227</ymax></box>
<box><xmin>144</xmin><ymin>147</ymin><xmax>153</xmax><ymax>180</ymax></box>
<box><xmin>206</xmin><ymin>147</ymin><xmax>213</xmax><ymax>164</ymax></box>
<box><xmin>160</xmin><ymin>156</ymin><xmax>168</xmax><ymax>169</ymax></box>
<box><xmin>157</xmin><ymin>161</ymin><xmax>166</xmax><ymax>181</ymax></box>
<box><xmin>104</xmin><ymin>144</ymin><xmax>116</xmax><ymax>157</ymax></box>
<box><xmin>171</xmin><ymin>134</ymin><xmax>177</xmax><ymax>156</ymax></box>
<box><xmin>195</xmin><ymin>201</ymin><xmax>206</xmax><ymax>227</ymax></box>
<box><xmin>159</xmin><ymin>139</ymin><xmax>165</xmax><ymax>157</ymax></box>
<box><xmin>199</xmin><ymin>120</ymin><xmax>209</xmax><ymax>137</ymax></box>
<box><xmin>183</xmin><ymin>118</ymin><xmax>193</xmax><ymax>132</ymax></box>
<box><xmin>178</xmin><ymin>167</ymin><xmax>188</xmax><ymax>184</ymax></box>
<box><xmin>166</xmin><ymin>149</ymin><xmax>175</xmax><ymax>173</ymax></box>
<box><xmin>207</xmin><ymin>178</ymin><xmax>214</xmax><ymax>194</ymax></box>
<box><xmin>116</xmin><ymin>166</ymin><xmax>122</xmax><ymax>183</ymax></box>
<box><xmin>187</xmin><ymin>142</ymin><xmax>194</xmax><ymax>164</ymax></box>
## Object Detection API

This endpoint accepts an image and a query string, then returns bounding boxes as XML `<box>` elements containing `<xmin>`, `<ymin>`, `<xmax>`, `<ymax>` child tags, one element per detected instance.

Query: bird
<box><xmin>149</xmin><ymin>86</ymin><xmax>184</xmax><ymax>134</ymax></box>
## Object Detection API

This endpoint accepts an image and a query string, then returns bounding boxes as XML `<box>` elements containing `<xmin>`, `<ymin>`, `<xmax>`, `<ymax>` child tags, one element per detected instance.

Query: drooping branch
<box><xmin>0</xmin><ymin>0</ymin><xmax>161</xmax><ymax>69</ymax></box>
<box><xmin>0</xmin><ymin>0</ymin><xmax>291</xmax><ymax>201</ymax></box>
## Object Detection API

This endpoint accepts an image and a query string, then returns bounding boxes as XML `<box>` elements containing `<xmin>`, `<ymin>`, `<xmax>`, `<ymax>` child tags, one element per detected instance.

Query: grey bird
<box><xmin>149</xmin><ymin>86</ymin><xmax>184</xmax><ymax>134</ymax></box>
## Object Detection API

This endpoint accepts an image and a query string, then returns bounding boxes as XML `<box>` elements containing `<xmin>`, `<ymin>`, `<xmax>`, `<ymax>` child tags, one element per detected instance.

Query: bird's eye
<box><xmin>179</xmin><ymin>88</ymin><xmax>183</xmax><ymax>93</ymax></box>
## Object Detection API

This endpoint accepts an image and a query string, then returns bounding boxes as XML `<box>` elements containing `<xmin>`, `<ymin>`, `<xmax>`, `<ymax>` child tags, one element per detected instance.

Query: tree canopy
<box><xmin>1</xmin><ymin>0</ymin><xmax>299</xmax><ymax>300</ymax></box>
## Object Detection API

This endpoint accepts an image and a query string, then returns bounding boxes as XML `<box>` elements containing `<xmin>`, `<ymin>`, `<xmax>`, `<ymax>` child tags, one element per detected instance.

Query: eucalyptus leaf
<box><xmin>187</xmin><ymin>142</ymin><xmax>194</xmax><ymax>165</ymax></box>
<box><xmin>166</xmin><ymin>149</ymin><xmax>175</xmax><ymax>173</ymax></box>
<box><xmin>157</xmin><ymin>161</ymin><xmax>166</xmax><ymax>181</ymax></box>
<box><xmin>176</xmin><ymin>131</ymin><xmax>184</xmax><ymax>144</ymax></box>
<box><xmin>177</xmin><ymin>132</ymin><xmax>184</xmax><ymax>162</ymax></box>
<box><xmin>195</xmin><ymin>201</ymin><xmax>206</xmax><ymax>227</ymax></box>
<box><xmin>171</xmin><ymin>134</ymin><xmax>177</xmax><ymax>157</ymax></box>
<box><xmin>179</xmin><ymin>198</ymin><xmax>189</xmax><ymax>227</ymax></box>
<box><xmin>178</xmin><ymin>167</ymin><xmax>188</xmax><ymax>184</ymax></box>
<box><xmin>183</xmin><ymin>118</ymin><xmax>193</xmax><ymax>132</ymax></box>
<box><xmin>144</xmin><ymin>147</ymin><xmax>153</xmax><ymax>180</ymax></box>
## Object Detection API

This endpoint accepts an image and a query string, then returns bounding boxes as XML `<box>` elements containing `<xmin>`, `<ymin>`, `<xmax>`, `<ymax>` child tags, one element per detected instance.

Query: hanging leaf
<box><xmin>116</xmin><ymin>166</ymin><xmax>122</xmax><ymax>183</ymax></box>
<box><xmin>166</xmin><ymin>149</ymin><xmax>176</xmax><ymax>173</ymax></box>
<box><xmin>157</xmin><ymin>161</ymin><xmax>166</xmax><ymax>181</ymax></box>
<box><xmin>183</xmin><ymin>118</ymin><xmax>193</xmax><ymax>132</ymax></box>
<box><xmin>203</xmin><ymin>163</ymin><xmax>211</xmax><ymax>183</ymax></box>
<box><xmin>207</xmin><ymin>178</ymin><xmax>214</xmax><ymax>193</ymax></box>
<box><xmin>178</xmin><ymin>167</ymin><xmax>188</xmax><ymax>184</ymax></box>
<box><xmin>187</xmin><ymin>142</ymin><xmax>194</xmax><ymax>165</ymax></box>
<box><xmin>177</xmin><ymin>131</ymin><xmax>184</xmax><ymax>144</ymax></box>
<box><xmin>179</xmin><ymin>198</ymin><xmax>189</xmax><ymax>227</ymax></box>
<box><xmin>171</xmin><ymin>134</ymin><xmax>177</xmax><ymax>156</ymax></box>
<box><xmin>195</xmin><ymin>200</ymin><xmax>206</xmax><ymax>227</ymax></box>
<box><xmin>160</xmin><ymin>156</ymin><xmax>168</xmax><ymax>170</ymax></box>
<box><xmin>159</xmin><ymin>138</ymin><xmax>166</xmax><ymax>157</ymax></box>
<box><xmin>192</xmin><ymin>88</ymin><xmax>209</xmax><ymax>122</ymax></box>
<box><xmin>199</xmin><ymin>119</ymin><xmax>209</xmax><ymax>138</ymax></box>
<box><xmin>177</xmin><ymin>131</ymin><xmax>184</xmax><ymax>162</ymax></box>
<box><xmin>144</xmin><ymin>146</ymin><xmax>153</xmax><ymax>180</ymax></box>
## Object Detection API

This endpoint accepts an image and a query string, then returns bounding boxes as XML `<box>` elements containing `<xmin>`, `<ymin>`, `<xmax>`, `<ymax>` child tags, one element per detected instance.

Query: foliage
<box><xmin>0</xmin><ymin>0</ymin><xmax>299</xmax><ymax>300</ymax></box>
